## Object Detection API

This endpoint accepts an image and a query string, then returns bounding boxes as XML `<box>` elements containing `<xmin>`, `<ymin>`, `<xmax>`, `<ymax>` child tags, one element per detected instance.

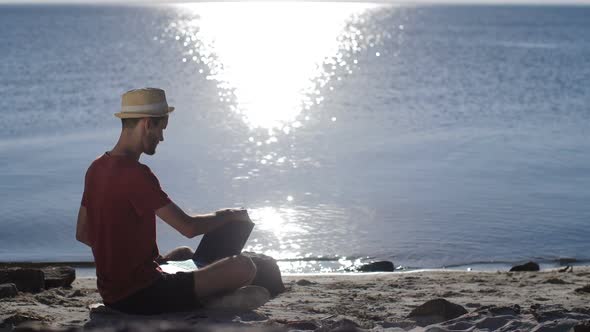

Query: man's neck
<box><xmin>109</xmin><ymin>145</ymin><xmax>142</xmax><ymax>161</ymax></box>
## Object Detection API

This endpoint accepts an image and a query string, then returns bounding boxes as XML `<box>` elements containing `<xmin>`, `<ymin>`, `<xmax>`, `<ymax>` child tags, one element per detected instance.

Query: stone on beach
<box><xmin>575</xmin><ymin>285</ymin><xmax>590</xmax><ymax>294</ymax></box>
<box><xmin>41</xmin><ymin>266</ymin><xmax>76</xmax><ymax>289</ymax></box>
<box><xmin>0</xmin><ymin>283</ymin><xmax>18</xmax><ymax>298</ymax></box>
<box><xmin>357</xmin><ymin>261</ymin><xmax>395</xmax><ymax>272</ymax></box>
<box><xmin>509</xmin><ymin>261</ymin><xmax>540</xmax><ymax>272</ymax></box>
<box><xmin>295</xmin><ymin>279</ymin><xmax>316</xmax><ymax>286</ymax></box>
<box><xmin>408</xmin><ymin>298</ymin><xmax>468</xmax><ymax>326</ymax></box>
<box><xmin>0</xmin><ymin>266</ymin><xmax>76</xmax><ymax>293</ymax></box>
<box><xmin>0</xmin><ymin>268</ymin><xmax>45</xmax><ymax>293</ymax></box>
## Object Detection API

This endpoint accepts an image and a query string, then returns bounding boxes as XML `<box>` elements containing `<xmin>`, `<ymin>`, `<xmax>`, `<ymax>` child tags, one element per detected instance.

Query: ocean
<box><xmin>1</xmin><ymin>3</ymin><xmax>589</xmax><ymax>272</ymax></box>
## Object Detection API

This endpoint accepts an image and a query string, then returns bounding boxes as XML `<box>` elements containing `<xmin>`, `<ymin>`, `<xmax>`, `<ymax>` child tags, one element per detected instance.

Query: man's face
<box><xmin>143</xmin><ymin>116</ymin><xmax>168</xmax><ymax>156</ymax></box>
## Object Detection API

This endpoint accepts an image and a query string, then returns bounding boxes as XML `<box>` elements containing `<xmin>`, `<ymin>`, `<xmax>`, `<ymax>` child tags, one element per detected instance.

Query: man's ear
<box><xmin>141</xmin><ymin>117</ymin><xmax>151</xmax><ymax>131</ymax></box>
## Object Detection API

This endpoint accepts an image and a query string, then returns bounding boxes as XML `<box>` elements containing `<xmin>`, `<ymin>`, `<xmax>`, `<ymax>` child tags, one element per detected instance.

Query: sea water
<box><xmin>1</xmin><ymin>3</ymin><xmax>589</xmax><ymax>272</ymax></box>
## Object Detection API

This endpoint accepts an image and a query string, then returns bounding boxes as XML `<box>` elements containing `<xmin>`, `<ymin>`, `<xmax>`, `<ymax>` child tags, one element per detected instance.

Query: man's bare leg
<box><xmin>192</xmin><ymin>254</ymin><xmax>256</xmax><ymax>299</ymax></box>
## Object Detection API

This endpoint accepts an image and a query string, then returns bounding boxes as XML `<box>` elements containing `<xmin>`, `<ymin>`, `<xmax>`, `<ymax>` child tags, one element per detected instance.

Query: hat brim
<box><xmin>114</xmin><ymin>107</ymin><xmax>175</xmax><ymax>119</ymax></box>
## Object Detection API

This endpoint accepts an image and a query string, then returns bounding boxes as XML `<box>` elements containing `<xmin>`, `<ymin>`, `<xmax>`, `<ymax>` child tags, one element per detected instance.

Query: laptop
<box><xmin>193</xmin><ymin>218</ymin><xmax>255</xmax><ymax>267</ymax></box>
<box><xmin>159</xmin><ymin>219</ymin><xmax>254</xmax><ymax>274</ymax></box>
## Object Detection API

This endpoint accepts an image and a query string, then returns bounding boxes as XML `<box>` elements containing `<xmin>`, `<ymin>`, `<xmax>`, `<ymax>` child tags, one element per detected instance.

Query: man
<box><xmin>76</xmin><ymin>88</ymin><xmax>269</xmax><ymax>315</ymax></box>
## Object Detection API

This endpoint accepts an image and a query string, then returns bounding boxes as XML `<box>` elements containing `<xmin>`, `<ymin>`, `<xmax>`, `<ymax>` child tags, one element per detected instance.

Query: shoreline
<box><xmin>3</xmin><ymin>261</ymin><xmax>590</xmax><ymax>280</ymax></box>
<box><xmin>2</xmin><ymin>266</ymin><xmax>590</xmax><ymax>331</ymax></box>
<box><xmin>3</xmin><ymin>259</ymin><xmax>589</xmax><ymax>281</ymax></box>
<box><xmin>1</xmin><ymin>259</ymin><xmax>588</xmax><ymax>272</ymax></box>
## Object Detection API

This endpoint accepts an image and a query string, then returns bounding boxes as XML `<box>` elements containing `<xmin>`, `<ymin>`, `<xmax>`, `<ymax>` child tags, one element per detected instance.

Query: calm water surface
<box><xmin>1</xmin><ymin>3</ymin><xmax>589</xmax><ymax>272</ymax></box>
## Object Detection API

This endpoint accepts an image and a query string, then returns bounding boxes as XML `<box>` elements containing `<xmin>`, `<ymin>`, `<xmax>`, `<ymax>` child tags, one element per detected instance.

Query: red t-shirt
<box><xmin>81</xmin><ymin>152</ymin><xmax>171</xmax><ymax>304</ymax></box>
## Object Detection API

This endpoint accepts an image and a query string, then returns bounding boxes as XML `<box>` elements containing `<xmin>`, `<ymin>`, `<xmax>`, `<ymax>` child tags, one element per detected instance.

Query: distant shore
<box><xmin>2</xmin><ymin>266</ymin><xmax>590</xmax><ymax>331</ymax></box>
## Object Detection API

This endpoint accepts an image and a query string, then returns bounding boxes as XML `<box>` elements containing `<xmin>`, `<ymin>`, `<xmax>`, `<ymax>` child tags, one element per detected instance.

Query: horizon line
<box><xmin>1</xmin><ymin>0</ymin><xmax>590</xmax><ymax>5</ymax></box>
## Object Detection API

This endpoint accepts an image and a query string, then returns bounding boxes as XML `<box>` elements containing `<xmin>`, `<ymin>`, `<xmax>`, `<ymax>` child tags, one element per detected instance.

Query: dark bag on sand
<box><xmin>243</xmin><ymin>252</ymin><xmax>285</xmax><ymax>297</ymax></box>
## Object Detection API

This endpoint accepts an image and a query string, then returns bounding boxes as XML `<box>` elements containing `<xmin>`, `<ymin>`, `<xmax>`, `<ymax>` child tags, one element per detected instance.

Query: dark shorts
<box><xmin>107</xmin><ymin>272</ymin><xmax>200</xmax><ymax>315</ymax></box>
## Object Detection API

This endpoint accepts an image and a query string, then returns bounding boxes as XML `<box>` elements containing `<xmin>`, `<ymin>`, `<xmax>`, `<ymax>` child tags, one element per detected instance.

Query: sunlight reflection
<box><xmin>277</xmin><ymin>257</ymin><xmax>366</xmax><ymax>273</ymax></box>
<box><xmin>244</xmin><ymin>206</ymin><xmax>309</xmax><ymax>260</ymax></box>
<box><xmin>172</xmin><ymin>2</ymin><xmax>379</xmax><ymax>131</ymax></box>
<box><xmin>248</xmin><ymin>206</ymin><xmax>307</xmax><ymax>237</ymax></box>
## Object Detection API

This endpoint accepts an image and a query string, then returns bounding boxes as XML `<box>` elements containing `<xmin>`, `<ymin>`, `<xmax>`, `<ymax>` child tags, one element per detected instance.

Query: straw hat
<box><xmin>114</xmin><ymin>88</ymin><xmax>175</xmax><ymax>119</ymax></box>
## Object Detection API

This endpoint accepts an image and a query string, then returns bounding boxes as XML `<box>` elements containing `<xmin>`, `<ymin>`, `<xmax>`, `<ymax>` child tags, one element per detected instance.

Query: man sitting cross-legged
<box><xmin>75</xmin><ymin>88</ymin><xmax>269</xmax><ymax>315</ymax></box>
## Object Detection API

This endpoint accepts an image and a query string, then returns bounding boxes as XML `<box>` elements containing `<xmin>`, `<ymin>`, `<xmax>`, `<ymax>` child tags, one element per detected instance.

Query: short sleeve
<box><xmin>129</xmin><ymin>166</ymin><xmax>172</xmax><ymax>217</ymax></box>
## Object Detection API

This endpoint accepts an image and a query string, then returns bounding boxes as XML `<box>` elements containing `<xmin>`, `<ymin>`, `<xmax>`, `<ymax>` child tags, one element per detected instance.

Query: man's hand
<box><xmin>157</xmin><ymin>203</ymin><xmax>253</xmax><ymax>238</ymax></box>
<box><xmin>215</xmin><ymin>208</ymin><xmax>251</xmax><ymax>224</ymax></box>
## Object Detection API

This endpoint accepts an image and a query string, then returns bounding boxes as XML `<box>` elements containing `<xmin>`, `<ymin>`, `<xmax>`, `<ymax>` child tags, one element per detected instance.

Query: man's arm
<box><xmin>76</xmin><ymin>206</ymin><xmax>92</xmax><ymax>247</ymax></box>
<box><xmin>156</xmin><ymin>202</ymin><xmax>249</xmax><ymax>238</ymax></box>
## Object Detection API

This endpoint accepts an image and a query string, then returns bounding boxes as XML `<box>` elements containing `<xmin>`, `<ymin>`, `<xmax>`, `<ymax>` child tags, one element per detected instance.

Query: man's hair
<box><xmin>121</xmin><ymin>117</ymin><xmax>165</xmax><ymax>129</ymax></box>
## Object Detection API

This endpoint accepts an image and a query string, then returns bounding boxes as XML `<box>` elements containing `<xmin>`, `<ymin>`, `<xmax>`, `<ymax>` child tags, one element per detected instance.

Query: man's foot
<box><xmin>204</xmin><ymin>286</ymin><xmax>270</xmax><ymax>311</ymax></box>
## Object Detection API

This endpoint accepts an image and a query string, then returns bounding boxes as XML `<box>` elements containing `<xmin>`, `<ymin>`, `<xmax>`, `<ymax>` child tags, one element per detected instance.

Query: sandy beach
<box><xmin>2</xmin><ymin>267</ymin><xmax>590</xmax><ymax>331</ymax></box>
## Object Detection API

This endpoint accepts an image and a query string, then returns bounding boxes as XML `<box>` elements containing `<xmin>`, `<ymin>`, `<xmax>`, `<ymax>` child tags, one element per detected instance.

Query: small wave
<box><xmin>495</xmin><ymin>41</ymin><xmax>558</xmax><ymax>49</ymax></box>
<box><xmin>250</xmin><ymin>255</ymin><xmax>590</xmax><ymax>273</ymax></box>
<box><xmin>440</xmin><ymin>257</ymin><xmax>590</xmax><ymax>271</ymax></box>
<box><xmin>277</xmin><ymin>256</ymin><xmax>342</xmax><ymax>262</ymax></box>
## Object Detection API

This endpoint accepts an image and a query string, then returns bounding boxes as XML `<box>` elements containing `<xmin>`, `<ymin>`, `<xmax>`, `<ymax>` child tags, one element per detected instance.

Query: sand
<box><xmin>1</xmin><ymin>267</ymin><xmax>590</xmax><ymax>331</ymax></box>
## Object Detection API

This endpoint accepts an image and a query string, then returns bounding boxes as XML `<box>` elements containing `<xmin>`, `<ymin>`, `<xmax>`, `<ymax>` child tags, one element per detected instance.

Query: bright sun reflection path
<box><xmin>165</xmin><ymin>3</ymin><xmax>392</xmax><ymax>271</ymax></box>
<box><xmin>248</xmin><ymin>206</ymin><xmax>307</xmax><ymax>237</ymax></box>
<box><xmin>173</xmin><ymin>2</ymin><xmax>379</xmax><ymax>131</ymax></box>
<box><xmin>245</xmin><ymin>206</ymin><xmax>308</xmax><ymax>260</ymax></box>
<box><xmin>243</xmin><ymin>206</ymin><xmax>368</xmax><ymax>273</ymax></box>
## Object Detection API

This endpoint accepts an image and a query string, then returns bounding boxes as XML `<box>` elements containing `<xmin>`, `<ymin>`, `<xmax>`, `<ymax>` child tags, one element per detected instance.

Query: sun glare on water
<box><xmin>165</xmin><ymin>3</ymin><xmax>383</xmax><ymax>266</ymax></box>
<box><xmin>171</xmin><ymin>2</ymin><xmax>380</xmax><ymax>131</ymax></box>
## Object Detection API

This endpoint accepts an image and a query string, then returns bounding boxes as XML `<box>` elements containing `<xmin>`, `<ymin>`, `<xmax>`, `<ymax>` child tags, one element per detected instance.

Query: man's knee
<box><xmin>177</xmin><ymin>246</ymin><xmax>194</xmax><ymax>258</ymax></box>
<box><xmin>231</xmin><ymin>254</ymin><xmax>256</xmax><ymax>284</ymax></box>
<box><xmin>165</xmin><ymin>246</ymin><xmax>194</xmax><ymax>261</ymax></box>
